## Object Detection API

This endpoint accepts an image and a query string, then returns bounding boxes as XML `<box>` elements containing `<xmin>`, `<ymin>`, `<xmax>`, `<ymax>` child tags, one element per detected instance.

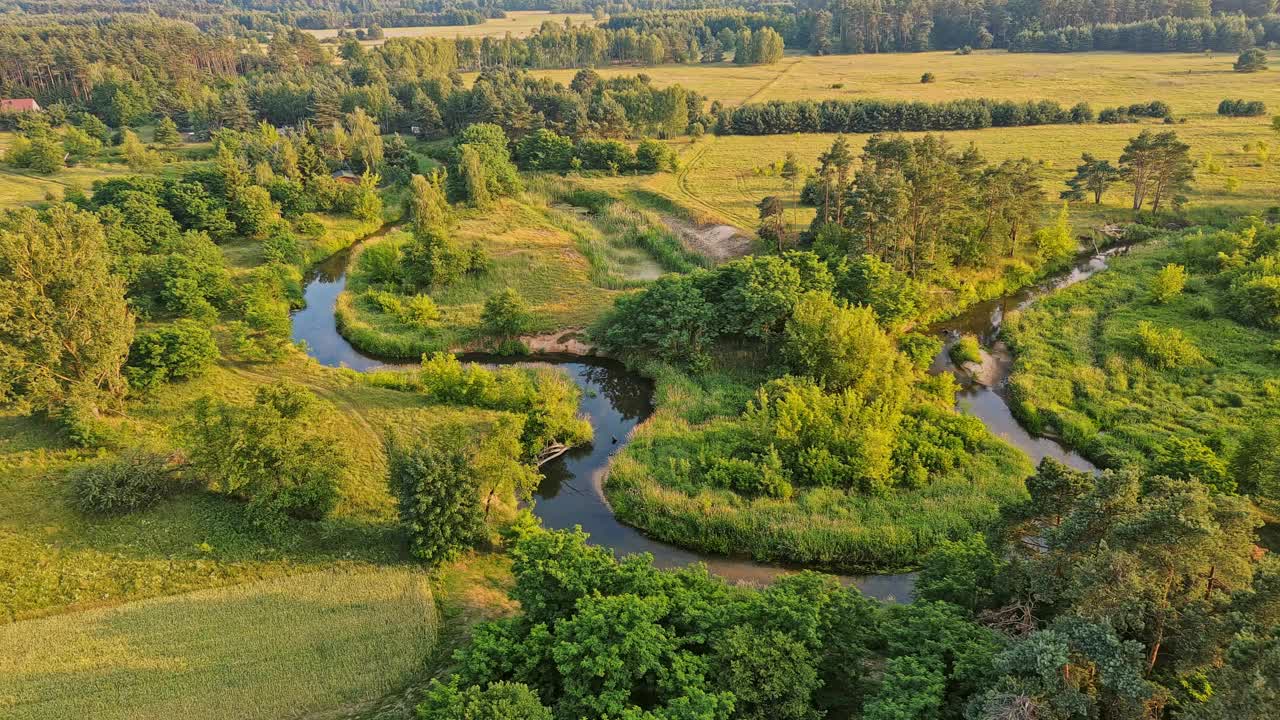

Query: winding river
<box><xmin>292</xmin><ymin>229</ymin><xmax>1127</xmax><ymax>600</ymax></box>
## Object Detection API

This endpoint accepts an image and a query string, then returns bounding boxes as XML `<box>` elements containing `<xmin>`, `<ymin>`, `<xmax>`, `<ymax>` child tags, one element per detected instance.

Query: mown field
<box><xmin>535</xmin><ymin>51</ymin><xmax>1280</xmax><ymax>234</ymax></box>
<box><xmin>0</xmin><ymin>569</ymin><xmax>437</xmax><ymax>720</ymax></box>
<box><xmin>305</xmin><ymin>10</ymin><xmax>593</xmax><ymax>43</ymax></box>
<box><xmin>534</xmin><ymin>49</ymin><xmax>1280</xmax><ymax>111</ymax></box>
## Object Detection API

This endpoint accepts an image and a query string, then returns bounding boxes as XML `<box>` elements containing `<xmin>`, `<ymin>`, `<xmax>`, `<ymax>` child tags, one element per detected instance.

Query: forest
<box><xmin>0</xmin><ymin>0</ymin><xmax>1277</xmax><ymax>719</ymax></box>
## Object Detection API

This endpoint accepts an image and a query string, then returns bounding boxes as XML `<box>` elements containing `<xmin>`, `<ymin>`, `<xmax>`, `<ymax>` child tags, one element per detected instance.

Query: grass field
<box><xmin>334</xmin><ymin>188</ymin><xmax>691</xmax><ymax>358</ymax></box>
<box><xmin>0</xmin><ymin>569</ymin><xmax>437</xmax><ymax>720</ymax></box>
<box><xmin>0</xmin><ymin>132</ymin><xmax>136</xmax><ymax>207</ymax></box>
<box><xmin>531</xmin><ymin>51</ymin><xmax>1280</xmax><ymax>234</ymax></box>
<box><xmin>532</xmin><ymin>49</ymin><xmax>1280</xmax><ymax>112</ymax></box>
<box><xmin>305</xmin><ymin>10</ymin><xmax>594</xmax><ymax>43</ymax></box>
<box><xmin>1003</xmin><ymin>232</ymin><xmax>1280</xmax><ymax>470</ymax></box>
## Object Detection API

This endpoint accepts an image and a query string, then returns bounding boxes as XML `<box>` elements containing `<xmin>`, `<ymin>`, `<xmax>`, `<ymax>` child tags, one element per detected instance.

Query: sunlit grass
<box><xmin>0</xmin><ymin>569</ymin><xmax>437</xmax><ymax>720</ymax></box>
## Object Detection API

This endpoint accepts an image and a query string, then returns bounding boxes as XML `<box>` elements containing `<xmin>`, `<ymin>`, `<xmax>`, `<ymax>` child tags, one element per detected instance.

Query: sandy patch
<box><xmin>663</xmin><ymin>215</ymin><xmax>754</xmax><ymax>263</ymax></box>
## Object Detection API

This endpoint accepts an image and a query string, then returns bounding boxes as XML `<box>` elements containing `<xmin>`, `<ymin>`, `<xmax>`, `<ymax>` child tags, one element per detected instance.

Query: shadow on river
<box><xmin>291</xmin><ymin>232</ymin><xmax>1143</xmax><ymax>601</ymax></box>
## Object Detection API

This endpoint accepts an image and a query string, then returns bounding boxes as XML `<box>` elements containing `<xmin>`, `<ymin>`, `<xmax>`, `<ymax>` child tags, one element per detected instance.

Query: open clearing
<box><xmin>0</xmin><ymin>569</ymin><xmax>437</xmax><ymax>720</ymax></box>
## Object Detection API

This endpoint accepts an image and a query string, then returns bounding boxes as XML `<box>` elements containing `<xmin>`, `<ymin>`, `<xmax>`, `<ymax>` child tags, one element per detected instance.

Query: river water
<box><xmin>291</xmin><ymin>234</ymin><xmax>1133</xmax><ymax>600</ymax></box>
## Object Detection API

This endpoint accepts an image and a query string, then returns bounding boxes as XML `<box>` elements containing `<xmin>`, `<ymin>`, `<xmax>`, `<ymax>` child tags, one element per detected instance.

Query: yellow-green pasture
<box><xmin>305</xmin><ymin>10</ymin><xmax>595</xmax><ymax>43</ymax></box>
<box><xmin>640</xmin><ymin>118</ymin><xmax>1279</xmax><ymax>236</ymax></box>
<box><xmin>0</xmin><ymin>569</ymin><xmax>437</xmax><ymax>720</ymax></box>
<box><xmin>533</xmin><ymin>49</ymin><xmax>1280</xmax><ymax>113</ymax></box>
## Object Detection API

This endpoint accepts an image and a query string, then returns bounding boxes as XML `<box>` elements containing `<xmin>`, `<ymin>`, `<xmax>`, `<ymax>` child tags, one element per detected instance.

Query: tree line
<box><xmin>1009</xmin><ymin>13</ymin><xmax>1280</xmax><ymax>52</ymax></box>
<box><xmin>713</xmin><ymin>97</ymin><xmax>1111</xmax><ymax>136</ymax></box>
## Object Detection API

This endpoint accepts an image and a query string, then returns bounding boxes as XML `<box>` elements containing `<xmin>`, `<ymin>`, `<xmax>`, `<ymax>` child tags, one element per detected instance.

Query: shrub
<box><xmin>949</xmin><ymin>335</ymin><xmax>983</xmax><ymax>366</ymax></box>
<box><xmin>185</xmin><ymin>383</ymin><xmax>347</xmax><ymax>534</ymax></box>
<box><xmin>899</xmin><ymin>332</ymin><xmax>943</xmax><ymax>370</ymax></box>
<box><xmin>389</xmin><ymin>437</ymin><xmax>485</xmax><ymax>564</ymax></box>
<box><xmin>1217</xmin><ymin>99</ymin><xmax>1267</xmax><ymax>117</ymax></box>
<box><xmin>704</xmin><ymin>453</ymin><xmax>792</xmax><ymax>499</ymax></box>
<box><xmin>125</xmin><ymin>320</ymin><xmax>219</xmax><ymax>392</ymax></box>
<box><xmin>481</xmin><ymin>288</ymin><xmax>533</xmax><ymax>341</ymax></box>
<box><xmin>920</xmin><ymin>72</ymin><xmax>936</xmax><ymax>83</ymax></box>
<box><xmin>401</xmin><ymin>294</ymin><xmax>441</xmax><ymax>329</ymax></box>
<box><xmin>1150</xmin><ymin>264</ymin><xmax>1187</xmax><ymax>304</ymax></box>
<box><xmin>955</xmin><ymin>45</ymin><xmax>972</xmax><ymax>55</ymax></box>
<box><xmin>67</xmin><ymin>449</ymin><xmax>175</xmax><ymax>515</ymax></box>
<box><xmin>1133</xmin><ymin>321</ymin><xmax>1206</xmax><ymax>370</ymax></box>
<box><xmin>1154</xmin><ymin>437</ymin><xmax>1233</xmax><ymax>493</ymax></box>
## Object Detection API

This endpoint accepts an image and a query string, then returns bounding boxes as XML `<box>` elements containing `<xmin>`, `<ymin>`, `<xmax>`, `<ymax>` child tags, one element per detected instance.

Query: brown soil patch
<box><xmin>662</xmin><ymin>215</ymin><xmax>754</xmax><ymax>263</ymax></box>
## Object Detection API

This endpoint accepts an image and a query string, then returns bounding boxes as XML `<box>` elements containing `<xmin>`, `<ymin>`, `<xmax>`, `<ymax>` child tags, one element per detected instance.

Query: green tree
<box><xmin>1234</xmin><ymin>48</ymin><xmax>1268</xmax><ymax>72</ymax></box>
<box><xmin>1119</xmin><ymin>130</ymin><xmax>1194</xmax><ymax>212</ymax></box>
<box><xmin>121</xmin><ymin>129</ymin><xmax>160</xmax><ymax>171</ymax></box>
<box><xmin>915</xmin><ymin>534</ymin><xmax>1004</xmax><ymax>613</ymax></box>
<box><xmin>715</xmin><ymin>626</ymin><xmax>822</xmax><ymax>720</ymax></box>
<box><xmin>153</xmin><ymin>116</ymin><xmax>182</xmax><ymax>147</ymax></box>
<box><xmin>186</xmin><ymin>382</ymin><xmax>346</xmax><ymax>534</ymax></box>
<box><xmin>346</xmin><ymin>107</ymin><xmax>384</xmax><ymax>174</ymax></box>
<box><xmin>124</xmin><ymin>320</ymin><xmax>219</xmax><ymax>392</ymax></box>
<box><xmin>229</xmin><ymin>184</ymin><xmax>280</xmax><ymax>238</ymax></box>
<box><xmin>0</xmin><ymin>205</ymin><xmax>133</xmax><ymax>414</ymax></box>
<box><xmin>1061</xmin><ymin>153</ymin><xmax>1121</xmax><ymax>204</ymax></box>
<box><xmin>388</xmin><ymin>435</ymin><xmax>485</xmax><ymax>564</ymax></box>
<box><xmin>783</xmin><ymin>292</ymin><xmax>908</xmax><ymax>396</ymax></box>
<box><xmin>481</xmin><ymin>288</ymin><xmax>533</xmax><ymax>342</ymax></box>
<box><xmin>62</xmin><ymin>126</ymin><xmax>102</xmax><ymax>164</ymax></box>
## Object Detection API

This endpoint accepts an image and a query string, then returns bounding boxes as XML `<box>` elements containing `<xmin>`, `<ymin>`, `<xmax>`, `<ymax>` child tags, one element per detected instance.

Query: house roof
<box><xmin>0</xmin><ymin>98</ymin><xmax>40</xmax><ymax>112</ymax></box>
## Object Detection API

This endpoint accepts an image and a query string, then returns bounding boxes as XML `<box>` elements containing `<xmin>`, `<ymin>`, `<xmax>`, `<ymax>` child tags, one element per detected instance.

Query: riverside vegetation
<box><xmin>1</xmin><ymin>2</ymin><xmax>1278</xmax><ymax>719</ymax></box>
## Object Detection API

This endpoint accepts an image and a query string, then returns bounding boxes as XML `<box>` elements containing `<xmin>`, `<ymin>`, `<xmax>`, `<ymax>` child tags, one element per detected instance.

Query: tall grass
<box><xmin>1003</xmin><ymin>232</ymin><xmax>1280</xmax><ymax>469</ymax></box>
<box><xmin>0</xmin><ymin>569</ymin><xmax>437</xmax><ymax>720</ymax></box>
<box><xmin>603</xmin><ymin>363</ymin><xmax>1032</xmax><ymax>573</ymax></box>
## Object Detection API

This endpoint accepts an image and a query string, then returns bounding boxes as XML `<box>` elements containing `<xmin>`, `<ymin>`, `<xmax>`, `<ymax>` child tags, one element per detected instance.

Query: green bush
<box><xmin>949</xmin><ymin>335</ymin><xmax>983</xmax><ymax>366</ymax></box>
<box><xmin>1150</xmin><ymin>263</ymin><xmax>1187</xmax><ymax>304</ymax></box>
<box><xmin>125</xmin><ymin>320</ymin><xmax>219</xmax><ymax>392</ymax></box>
<box><xmin>1134</xmin><ymin>321</ymin><xmax>1206</xmax><ymax>370</ymax></box>
<box><xmin>67</xmin><ymin>449</ymin><xmax>175</xmax><ymax>515</ymax></box>
<box><xmin>899</xmin><ymin>332</ymin><xmax>943</xmax><ymax>370</ymax></box>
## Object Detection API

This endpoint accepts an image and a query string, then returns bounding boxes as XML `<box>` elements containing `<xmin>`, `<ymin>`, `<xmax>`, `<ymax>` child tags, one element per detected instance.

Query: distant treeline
<box><xmin>1010</xmin><ymin>14</ymin><xmax>1280</xmax><ymax>52</ymax></box>
<box><xmin>713</xmin><ymin>98</ymin><xmax>1111</xmax><ymax>136</ymax></box>
<box><xmin>605</xmin><ymin>1</ymin><xmax>1280</xmax><ymax>56</ymax></box>
<box><xmin>4</xmin><ymin>0</ymin><xmax>503</xmax><ymax>32</ymax></box>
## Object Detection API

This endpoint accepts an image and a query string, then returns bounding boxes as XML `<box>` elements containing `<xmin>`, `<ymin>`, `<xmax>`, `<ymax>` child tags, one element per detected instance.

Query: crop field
<box><xmin>305</xmin><ymin>10</ymin><xmax>594</xmax><ymax>43</ymax></box>
<box><xmin>0</xmin><ymin>569</ymin><xmax>437</xmax><ymax>720</ymax></box>
<box><xmin>534</xmin><ymin>49</ymin><xmax>1280</xmax><ymax>111</ymax></box>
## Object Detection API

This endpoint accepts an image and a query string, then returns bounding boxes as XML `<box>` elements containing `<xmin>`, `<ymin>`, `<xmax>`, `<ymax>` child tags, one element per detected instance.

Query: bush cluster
<box><xmin>67</xmin><ymin>449</ymin><xmax>176</xmax><ymax>515</ymax></box>
<box><xmin>1217</xmin><ymin>99</ymin><xmax>1267</xmax><ymax>117</ymax></box>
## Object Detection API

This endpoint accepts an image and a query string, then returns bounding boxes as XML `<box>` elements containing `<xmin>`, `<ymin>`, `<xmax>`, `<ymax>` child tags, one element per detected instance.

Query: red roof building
<box><xmin>0</xmin><ymin>98</ymin><xmax>41</xmax><ymax>113</ymax></box>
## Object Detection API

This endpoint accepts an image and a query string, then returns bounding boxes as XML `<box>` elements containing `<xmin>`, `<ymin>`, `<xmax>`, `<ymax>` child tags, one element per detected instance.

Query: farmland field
<box><xmin>304</xmin><ymin>10</ymin><xmax>594</xmax><ymax>43</ymax></box>
<box><xmin>0</xmin><ymin>569</ymin><xmax>437</xmax><ymax>720</ymax></box>
<box><xmin>530</xmin><ymin>51</ymin><xmax>1280</xmax><ymax>234</ymax></box>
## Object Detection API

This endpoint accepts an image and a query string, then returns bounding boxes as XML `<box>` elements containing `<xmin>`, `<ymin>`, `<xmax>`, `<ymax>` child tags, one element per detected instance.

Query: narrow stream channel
<box><xmin>291</xmin><ymin>232</ymin><xmax>1131</xmax><ymax>600</ymax></box>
